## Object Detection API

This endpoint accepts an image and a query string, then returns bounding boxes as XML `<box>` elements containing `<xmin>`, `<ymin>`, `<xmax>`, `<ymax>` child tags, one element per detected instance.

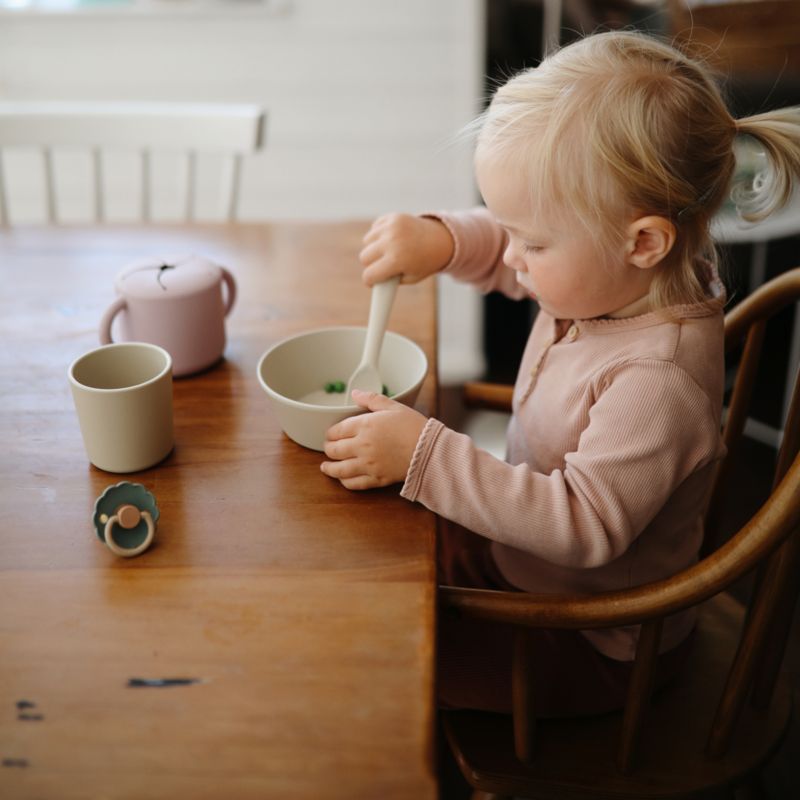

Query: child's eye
<box><xmin>522</xmin><ymin>244</ymin><xmax>543</xmax><ymax>254</ymax></box>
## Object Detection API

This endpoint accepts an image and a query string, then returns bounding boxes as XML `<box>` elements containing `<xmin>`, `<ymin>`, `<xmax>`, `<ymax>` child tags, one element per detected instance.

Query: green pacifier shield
<box><xmin>93</xmin><ymin>482</ymin><xmax>160</xmax><ymax>554</ymax></box>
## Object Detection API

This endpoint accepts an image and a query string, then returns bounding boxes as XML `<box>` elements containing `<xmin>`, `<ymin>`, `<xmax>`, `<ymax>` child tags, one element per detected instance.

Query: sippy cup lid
<box><xmin>115</xmin><ymin>254</ymin><xmax>223</xmax><ymax>300</ymax></box>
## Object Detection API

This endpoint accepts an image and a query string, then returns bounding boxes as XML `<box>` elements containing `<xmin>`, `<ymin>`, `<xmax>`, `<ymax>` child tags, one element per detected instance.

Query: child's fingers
<box><xmin>358</xmin><ymin>240</ymin><xmax>383</xmax><ymax>267</ymax></box>
<box><xmin>361</xmin><ymin>224</ymin><xmax>384</xmax><ymax>245</ymax></box>
<box><xmin>351</xmin><ymin>389</ymin><xmax>396</xmax><ymax>412</ymax></box>
<box><xmin>339</xmin><ymin>474</ymin><xmax>380</xmax><ymax>491</ymax></box>
<box><xmin>320</xmin><ymin>457</ymin><xmax>363</xmax><ymax>481</ymax></box>
<box><xmin>361</xmin><ymin>259</ymin><xmax>402</xmax><ymax>287</ymax></box>
<box><xmin>362</xmin><ymin>215</ymin><xmax>396</xmax><ymax>245</ymax></box>
<box><xmin>323</xmin><ymin>436</ymin><xmax>356</xmax><ymax>461</ymax></box>
<box><xmin>325</xmin><ymin>415</ymin><xmax>362</xmax><ymax>442</ymax></box>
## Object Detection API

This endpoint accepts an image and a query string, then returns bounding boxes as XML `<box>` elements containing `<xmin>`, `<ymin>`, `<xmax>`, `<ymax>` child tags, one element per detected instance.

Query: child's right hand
<box><xmin>358</xmin><ymin>213</ymin><xmax>454</xmax><ymax>286</ymax></box>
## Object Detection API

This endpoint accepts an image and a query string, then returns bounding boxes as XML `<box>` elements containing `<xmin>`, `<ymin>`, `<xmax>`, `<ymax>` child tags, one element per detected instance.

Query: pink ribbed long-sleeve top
<box><xmin>401</xmin><ymin>208</ymin><xmax>726</xmax><ymax>660</ymax></box>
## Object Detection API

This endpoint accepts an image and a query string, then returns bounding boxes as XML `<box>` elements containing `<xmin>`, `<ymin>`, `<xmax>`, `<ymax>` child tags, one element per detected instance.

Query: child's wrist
<box><xmin>420</xmin><ymin>214</ymin><xmax>456</xmax><ymax>272</ymax></box>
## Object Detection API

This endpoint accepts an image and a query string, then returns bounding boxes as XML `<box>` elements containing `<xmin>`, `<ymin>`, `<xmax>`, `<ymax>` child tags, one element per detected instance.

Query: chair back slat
<box><xmin>91</xmin><ymin>148</ymin><xmax>103</xmax><ymax>223</ymax></box>
<box><xmin>226</xmin><ymin>154</ymin><xmax>243</xmax><ymax>222</ymax></box>
<box><xmin>140</xmin><ymin>151</ymin><xmax>151</xmax><ymax>223</ymax></box>
<box><xmin>43</xmin><ymin>148</ymin><xmax>57</xmax><ymax>224</ymax></box>
<box><xmin>185</xmin><ymin>152</ymin><xmax>197</xmax><ymax>222</ymax></box>
<box><xmin>722</xmin><ymin>321</ymin><xmax>767</xmax><ymax>454</ymax></box>
<box><xmin>750</xmin><ymin>530</ymin><xmax>800</xmax><ymax>709</ymax></box>
<box><xmin>512</xmin><ymin>630</ymin><xmax>537</xmax><ymax>763</ymax></box>
<box><xmin>704</xmin><ymin>320</ymin><xmax>767</xmax><ymax>552</ymax></box>
<box><xmin>0</xmin><ymin>154</ymin><xmax>7</xmax><ymax>226</ymax></box>
<box><xmin>745</xmin><ymin>363</ymin><xmax>800</xmax><ymax>709</ymax></box>
<box><xmin>707</xmin><ymin>522</ymin><xmax>797</xmax><ymax>756</ymax></box>
<box><xmin>775</xmin><ymin>360</ymin><xmax>800</xmax><ymax>488</ymax></box>
<box><xmin>617</xmin><ymin>618</ymin><xmax>663</xmax><ymax>774</ymax></box>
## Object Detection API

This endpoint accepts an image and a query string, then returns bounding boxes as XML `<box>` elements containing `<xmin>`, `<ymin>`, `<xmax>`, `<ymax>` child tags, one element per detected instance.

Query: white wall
<box><xmin>0</xmin><ymin>0</ymin><xmax>484</xmax><ymax>221</ymax></box>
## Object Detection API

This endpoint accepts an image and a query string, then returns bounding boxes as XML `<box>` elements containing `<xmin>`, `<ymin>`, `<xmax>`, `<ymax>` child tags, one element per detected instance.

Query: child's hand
<box><xmin>359</xmin><ymin>213</ymin><xmax>454</xmax><ymax>286</ymax></box>
<box><xmin>320</xmin><ymin>389</ymin><xmax>427</xmax><ymax>490</ymax></box>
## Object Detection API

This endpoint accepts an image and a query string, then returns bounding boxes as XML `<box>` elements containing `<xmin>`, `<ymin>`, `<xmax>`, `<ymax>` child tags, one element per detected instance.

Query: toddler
<box><xmin>320</xmin><ymin>31</ymin><xmax>800</xmax><ymax>715</ymax></box>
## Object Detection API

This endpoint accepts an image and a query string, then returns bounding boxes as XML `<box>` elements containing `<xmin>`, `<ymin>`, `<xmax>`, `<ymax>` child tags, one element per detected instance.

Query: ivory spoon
<box><xmin>346</xmin><ymin>276</ymin><xmax>400</xmax><ymax>398</ymax></box>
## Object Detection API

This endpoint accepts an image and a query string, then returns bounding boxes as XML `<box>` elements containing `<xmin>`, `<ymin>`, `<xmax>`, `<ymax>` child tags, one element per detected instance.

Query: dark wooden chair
<box><xmin>439</xmin><ymin>267</ymin><xmax>800</xmax><ymax>799</ymax></box>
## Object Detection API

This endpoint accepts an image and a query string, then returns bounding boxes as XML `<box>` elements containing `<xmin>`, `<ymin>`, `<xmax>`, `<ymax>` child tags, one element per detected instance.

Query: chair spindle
<box><xmin>141</xmin><ymin>150</ymin><xmax>150</xmax><ymax>222</ymax></box>
<box><xmin>707</xmin><ymin>542</ymin><xmax>789</xmax><ymax>758</ymax></box>
<box><xmin>774</xmin><ymin>361</ymin><xmax>800</xmax><ymax>488</ymax></box>
<box><xmin>748</xmin><ymin>369</ymin><xmax>800</xmax><ymax>709</ymax></box>
<box><xmin>92</xmin><ymin>148</ymin><xmax>104</xmax><ymax>223</ymax></box>
<box><xmin>511</xmin><ymin>628</ymin><xmax>536</xmax><ymax>763</ymax></box>
<box><xmin>226</xmin><ymin>153</ymin><xmax>242</xmax><ymax>222</ymax></box>
<box><xmin>617</xmin><ymin>617</ymin><xmax>662</xmax><ymax>774</ymax></box>
<box><xmin>0</xmin><ymin>152</ymin><xmax>7</xmax><ymax>226</ymax></box>
<box><xmin>750</xmin><ymin>532</ymin><xmax>800</xmax><ymax>710</ymax></box>
<box><xmin>185</xmin><ymin>151</ymin><xmax>196</xmax><ymax>221</ymax></box>
<box><xmin>704</xmin><ymin>321</ymin><xmax>767</xmax><ymax>553</ymax></box>
<box><xmin>43</xmin><ymin>147</ymin><xmax>57</xmax><ymax>224</ymax></box>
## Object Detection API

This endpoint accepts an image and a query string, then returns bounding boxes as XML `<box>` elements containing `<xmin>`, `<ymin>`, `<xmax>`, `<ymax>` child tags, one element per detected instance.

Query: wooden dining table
<box><xmin>0</xmin><ymin>223</ymin><xmax>439</xmax><ymax>799</ymax></box>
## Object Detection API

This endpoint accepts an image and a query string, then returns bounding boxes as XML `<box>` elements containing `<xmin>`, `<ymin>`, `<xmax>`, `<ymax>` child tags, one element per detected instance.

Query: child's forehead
<box><xmin>476</xmin><ymin>150</ymin><xmax>570</xmax><ymax>224</ymax></box>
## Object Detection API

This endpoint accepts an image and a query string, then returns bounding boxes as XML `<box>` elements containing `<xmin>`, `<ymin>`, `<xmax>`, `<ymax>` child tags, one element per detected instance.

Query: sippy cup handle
<box><xmin>220</xmin><ymin>267</ymin><xmax>237</xmax><ymax>316</ymax></box>
<box><xmin>98</xmin><ymin>297</ymin><xmax>127</xmax><ymax>345</ymax></box>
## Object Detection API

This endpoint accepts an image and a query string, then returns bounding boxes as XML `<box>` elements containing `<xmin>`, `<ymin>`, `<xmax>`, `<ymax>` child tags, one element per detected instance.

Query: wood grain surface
<box><xmin>0</xmin><ymin>223</ymin><xmax>438</xmax><ymax>799</ymax></box>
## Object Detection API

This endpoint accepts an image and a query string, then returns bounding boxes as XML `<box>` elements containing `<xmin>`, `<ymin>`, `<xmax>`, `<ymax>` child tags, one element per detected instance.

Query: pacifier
<box><xmin>93</xmin><ymin>482</ymin><xmax>160</xmax><ymax>557</ymax></box>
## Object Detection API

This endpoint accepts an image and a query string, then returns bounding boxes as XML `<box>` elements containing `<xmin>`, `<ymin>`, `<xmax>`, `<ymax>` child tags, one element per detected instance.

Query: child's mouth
<box><xmin>515</xmin><ymin>272</ymin><xmax>537</xmax><ymax>299</ymax></box>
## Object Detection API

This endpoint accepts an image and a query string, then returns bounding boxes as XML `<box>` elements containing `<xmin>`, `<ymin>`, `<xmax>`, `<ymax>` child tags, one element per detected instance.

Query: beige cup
<box><xmin>69</xmin><ymin>342</ymin><xmax>174</xmax><ymax>473</ymax></box>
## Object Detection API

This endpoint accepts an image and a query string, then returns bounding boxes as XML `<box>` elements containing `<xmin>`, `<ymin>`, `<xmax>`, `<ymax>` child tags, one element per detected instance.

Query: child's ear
<box><xmin>624</xmin><ymin>216</ymin><xmax>676</xmax><ymax>270</ymax></box>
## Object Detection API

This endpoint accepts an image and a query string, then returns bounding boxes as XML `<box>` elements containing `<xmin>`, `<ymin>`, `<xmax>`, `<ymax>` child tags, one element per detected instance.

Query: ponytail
<box><xmin>732</xmin><ymin>108</ymin><xmax>800</xmax><ymax>222</ymax></box>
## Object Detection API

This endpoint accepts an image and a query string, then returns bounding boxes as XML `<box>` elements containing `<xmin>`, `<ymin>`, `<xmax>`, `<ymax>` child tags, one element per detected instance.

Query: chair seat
<box><xmin>442</xmin><ymin>592</ymin><xmax>793</xmax><ymax>799</ymax></box>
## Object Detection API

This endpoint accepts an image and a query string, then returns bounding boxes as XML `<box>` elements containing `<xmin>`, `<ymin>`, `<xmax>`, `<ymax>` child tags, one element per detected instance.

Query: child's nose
<box><xmin>502</xmin><ymin>240</ymin><xmax>522</xmax><ymax>270</ymax></box>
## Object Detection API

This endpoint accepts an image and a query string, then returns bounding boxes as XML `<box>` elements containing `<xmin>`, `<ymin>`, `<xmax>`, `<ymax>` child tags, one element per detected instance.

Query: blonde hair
<box><xmin>475</xmin><ymin>31</ymin><xmax>800</xmax><ymax>309</ymax></box>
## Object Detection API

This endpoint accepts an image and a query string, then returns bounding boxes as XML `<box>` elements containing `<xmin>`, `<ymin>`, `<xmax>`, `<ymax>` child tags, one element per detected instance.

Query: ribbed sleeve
<box><xmin>402</xmin><ymin>358</ymin><xmax>720</xmax><ymax>569</ymax></box>
<box><xmin>423</xmin><ymin>207</ymin><xmax>528</xmax><ymax>300</ymax></box>
<box><xmin>402</xmin><ymin>417</ymin><xmax>445</xmax><ymax>502</ymax></box>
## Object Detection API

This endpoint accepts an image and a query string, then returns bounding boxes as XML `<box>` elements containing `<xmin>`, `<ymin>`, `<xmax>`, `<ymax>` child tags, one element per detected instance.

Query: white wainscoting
<box><xmin>0</xmin><ymin>0</ymin><xmax>484</xmax><ymax>221</ymax></box>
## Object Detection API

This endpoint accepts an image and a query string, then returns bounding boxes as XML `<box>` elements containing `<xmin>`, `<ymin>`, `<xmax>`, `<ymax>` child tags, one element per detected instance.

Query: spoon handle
<box><xmin>361</xmin><ymin>276</ymin><xmax>400</xmax><ymax>367</ymax></box>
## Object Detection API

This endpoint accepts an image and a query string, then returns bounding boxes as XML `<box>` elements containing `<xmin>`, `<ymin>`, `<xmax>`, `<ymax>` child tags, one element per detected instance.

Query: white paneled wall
<box><xmin>0</xmin><ymin>0</ymin><xmax>487</xmax><ymax>384</ymax></box>
<box><xmin>0</xmin><ymin>0</ymin><xmax>484</xmax><ymax>220</ymax></box>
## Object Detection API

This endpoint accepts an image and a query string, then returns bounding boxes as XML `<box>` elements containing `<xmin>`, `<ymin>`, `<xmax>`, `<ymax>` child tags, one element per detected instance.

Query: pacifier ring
<box><xmin>104</xmin><ymin>510</ymin><xmax>155</xmax><ymax>557</ymax></box>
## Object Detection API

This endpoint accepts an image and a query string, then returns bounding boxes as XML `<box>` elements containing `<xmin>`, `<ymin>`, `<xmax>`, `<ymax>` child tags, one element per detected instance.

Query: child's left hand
<box><xmin>320</xmin><ymin>389</ymin><xmax>427</xmax><ymax>490</ymax></box>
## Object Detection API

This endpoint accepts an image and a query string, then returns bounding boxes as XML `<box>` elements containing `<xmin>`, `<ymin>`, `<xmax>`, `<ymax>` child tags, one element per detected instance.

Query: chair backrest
<box><xmin>441</xmin><ymin>267</ymin><xmax>800</xmax><ymax>772</ymax></box>
<box><xmin>698</xmin><ymin>267</ymin><xmax>800</xmax><ymax>753</ymax></box>
<box><xmin>705</xmin><ymin>269</ymin><xmax>800</xmax><ymax>547</ymax></box>
<box><xmin>0</xmin><ymin>102</ymin><xmax>265</xmax><ymax>224</ymax></box>
<box><xmin>611</xmin><ymin>268</ymin><xmax>800</xmax><ymax>766</ymax></box>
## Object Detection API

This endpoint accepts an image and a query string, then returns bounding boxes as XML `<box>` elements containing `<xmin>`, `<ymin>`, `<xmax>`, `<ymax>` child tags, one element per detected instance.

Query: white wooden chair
<box><xmin>0</xmin><ymin>102</ymin><xmax>265</xmax><ymax>224</ymax></box>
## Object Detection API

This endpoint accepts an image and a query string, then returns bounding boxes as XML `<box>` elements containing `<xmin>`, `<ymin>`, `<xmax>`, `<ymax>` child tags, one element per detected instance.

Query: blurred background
<box><xmin>2</xmin><ymin>1</ymin><xmax>799</xmax><ymax>796</ymax></box>
<box><xmin>1</xmin><ymin>0</ymin><xmax>798</xmax><ymax>401</ymax></box>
